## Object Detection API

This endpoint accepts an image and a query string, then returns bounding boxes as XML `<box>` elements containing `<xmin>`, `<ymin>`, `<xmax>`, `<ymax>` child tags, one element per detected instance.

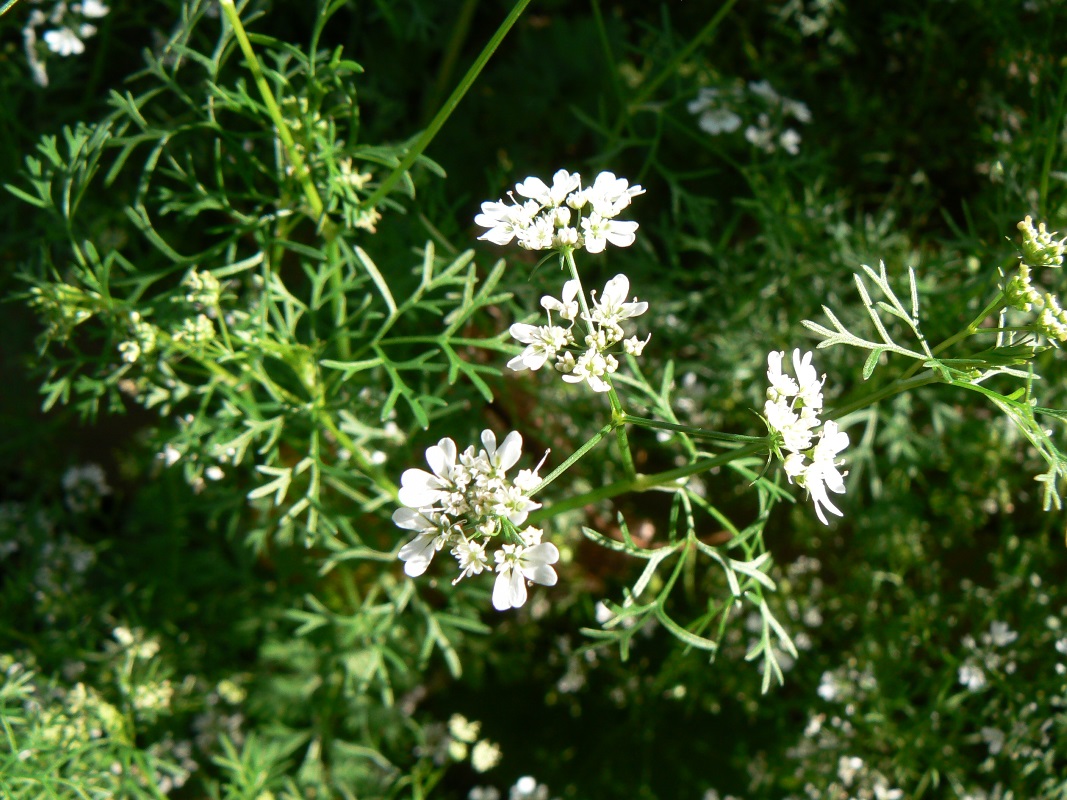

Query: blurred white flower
<box><xmin>43</xmin><ymin>27</ymin><xmax>84</xmax><ymax>56</ymax></box>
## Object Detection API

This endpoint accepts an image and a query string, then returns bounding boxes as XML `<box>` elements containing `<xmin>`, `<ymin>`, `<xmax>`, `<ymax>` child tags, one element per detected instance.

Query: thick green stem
<box><xmin>319</xmin><ymin>412</ymin><xmax>399</xmax><ymax>499</ymax></box>
<box><xmin>608</xmin><ymin>386</ymin><xmax>637</xmax><ymax>480</ymax></box>
<box><xmin>220</xmin><ymin>0</ymin><xmax>325</xmax><ymax>221</ymax></box>
<box><xmin>527</xmin><ymin>441</ymin><xmax>766</xmax><ymax>524</ymax></box>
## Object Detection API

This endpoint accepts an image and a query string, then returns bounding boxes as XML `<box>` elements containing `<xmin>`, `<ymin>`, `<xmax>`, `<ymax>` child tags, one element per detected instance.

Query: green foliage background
<box><xmin>1</xmin><ymin>0</ymin><xmax>1066</xmax><ymax>798</ymax></box>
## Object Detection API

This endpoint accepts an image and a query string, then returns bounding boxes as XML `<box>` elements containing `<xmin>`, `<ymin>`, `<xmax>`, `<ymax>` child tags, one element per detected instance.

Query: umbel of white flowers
<box><xmin>393</xmin><ymin>430</ymin><xmax>559</xmax><ymax>611</ymax></box>
<box><xmin>509</xmin><ymin>274</ymin><xmax>650</xmax><ymax>393</ymax></box>
<box><xmin>763</xmin><ymin>349</ymin><xmax>849</xmax><ymax>524</ymax></box>
<box><xmin>475</xmin><ymin>169</ymin><xmax>643</xmax><ymax>253</ymax></box>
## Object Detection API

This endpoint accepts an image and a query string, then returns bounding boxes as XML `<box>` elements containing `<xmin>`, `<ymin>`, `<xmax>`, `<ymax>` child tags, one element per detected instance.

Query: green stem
<box><xmin>361</xmin><ymin>0</ymin><xmax>535</xmax><ymax>212</ymax></box>
<box><xmin>608</xmin><ymin>386</ymin><xmax>637</xmax><ymax>480</ymax></box>
<box><xmin>899</xmin><ymin>291</ymin><xmax>1007</xmax><ymax>381</ymax></box>
<box><xmin>532</xmin><ymin>421</ymin><xmax>616</xmax><ymax>496</ymax></box>
<box><xmin>319</xmin><ymin>412</ymin><xmax>399</xmax><ymax>499</ymax></box>
<box><xmin>563</xmin><ymin>248</ymin><xmax>593</xmax><ymax>331</ymax></box>
<box><xmin>622</xmin><ymin>414</ymin><xmax>766</xmax><ymax>443</ymax></box>
<box><xmin>604</xmin><ymin>0</ymin><xmax>740</xmax><ymax>146</ymax></box>
<box><xmin>423</xmin><ymin>0</ymin><xmax>480</xmax><ymax>124</ymax></box>
<box><xmin>829</xmin><ymin>373</ymin><xmax>941</xmax><ymax>420</ymax></box>
<box><xmin>528</xmin><ymin>441</ymin><xmax>766</xmax><ymax>524</ymax></box>
<box><xmin>220</xmin><ymin>0</ymin><xmax>325</xmax><ymax>220</ymax></box>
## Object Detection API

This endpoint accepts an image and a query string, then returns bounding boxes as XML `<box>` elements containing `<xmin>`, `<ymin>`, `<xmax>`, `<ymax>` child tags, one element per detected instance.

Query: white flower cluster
<box><xmin>745</xmin><ymin>80</ymin><xmax>811</xmax><ymax>156</ymax></box>
<box><xmin>22</xmin><ymin>0</ymin><xmax>109</xmax><ymax>87</ymax></box>
<box><xmin>508</xmin><ymin>274</ymin><xmax>649</xmax><ymax>393</ymax></box>
<box><xmin>475</xmin><ymin>169</ymin><xmax>643</xmax><ymax>253</ymax></box>
<box><xmin>394</xmin><ymin>430</ymin><xmax>559</xmax><ymax>611</ymax></box>
<box><xmin>688</xmin><ymin>80</ymin><xmax>811</xmax><ymax>156</ymax></box>
<box><xmin>763</xmin><ymin>349</ymin><xmax>849</xmax><ymax>524</ymax></box>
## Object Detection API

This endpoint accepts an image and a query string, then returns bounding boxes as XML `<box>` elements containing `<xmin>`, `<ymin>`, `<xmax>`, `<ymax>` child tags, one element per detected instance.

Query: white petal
<box><xmin>508</xmin><ymin>568</ymin><xmax>528</xmax><ymax>608</ymax></box>
<box><xmin>492</xmin><ymin>568</ymin><xmax>514</xmax><ymax>610</ymax></box>
<box><xmin>495</xmin><ymin>431</ymin><xmax>523</xmax><ymax>472</ymax></box>
<box><xmin>425</xmin><ymin>438</ymin><xmax>455</xmax><ymax>478</ymax></box>
<box><xmin>602</xmin><ymin>274</ymin><xmax>630</xmax><ymax>304</ymax></box>
<box><xmin>509</xmin><ymin>322</ymin><xmax>539</xmax><ymax>344</ymax></box>
<box><xmin>392</xmin><ymin>507</ymin><xmax>434</xmax><ymax>531</ymax></box>
<box><xmin>398</xmin><ymin>469</ymin><xmax>445</xmax><ymax>508</ymax></box>
<box><xmin>399</xmin><ymin>533</ymin><xmax>438</xmax><ymax>576</ymax></box>
<box><xmin>515</xmin><ymin>177</ymin><xmax>549</xmax><ymax>202</ymax></box>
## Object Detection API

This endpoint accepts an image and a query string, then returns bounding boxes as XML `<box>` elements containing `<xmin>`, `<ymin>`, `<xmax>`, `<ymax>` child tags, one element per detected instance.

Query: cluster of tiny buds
<box><xmin>509</xmin><ymin>274</ymin><xmax>650</xmax><ymax>393</ymax></box>
<box><xmin>763</xmin><ymin>349</ymin><xmax>849</xmax><ymax>525</ymax></box>
<box><xmin>475</xmin><ymin>169</ymin><xmax>643</xmax><ymax>254</ymax></box>
<box><xmin>393</xmin><ymin>430</ymin><xmax>559</xmax><ymax>611</ymax></box>
<box><xmin>1005</xmin><ymin>216</ymin><xmax>1067</xmax><ymax>342</ymax></box>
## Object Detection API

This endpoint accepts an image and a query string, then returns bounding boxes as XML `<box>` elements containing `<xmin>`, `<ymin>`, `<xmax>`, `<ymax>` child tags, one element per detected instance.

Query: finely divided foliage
<box><xmin>4</xmin><ymin>0</ymin><xmax>1067</xmax><ymax>798</ymax></box>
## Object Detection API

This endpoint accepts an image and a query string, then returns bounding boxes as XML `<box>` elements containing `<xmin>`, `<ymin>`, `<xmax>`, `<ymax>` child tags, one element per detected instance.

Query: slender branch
<box><xmin>899</xmin><ymin>291</ymin><xmax>1007</xmax><ymax>381</ymax></box>
<box><xmin>528</xmin><ymin>442</ymin><xmax>767</xmax><ymax>523</ymax></box>
<box><xmin>532</xmin><ymin>421</ymin><xmax>617</xmax><ymax>496</ymax></box>
<box><xmin>623</xmin><ymin>414</ymin><xmax>766</xmax><ymax>443</ymax></box>
<box><xmin>219</xmin><ymin>0</ymin><xmax>325</xmax><ymax>220</ymax></box>
<box><xmin>829</xmin><ymin>373</ymin><xmax>941</xmax><ymax>420</ymax></box>
<box><xmin>361</xmin><ymin>0</ymin><xmax>535</xmax><ymax>211</ymax></box>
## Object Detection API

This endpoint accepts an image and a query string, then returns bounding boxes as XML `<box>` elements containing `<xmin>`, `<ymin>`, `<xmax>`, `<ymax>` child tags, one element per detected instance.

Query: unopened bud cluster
<box><xmin>508</xmin><ymin>274</ymin><xmax>650</xmax><ymax>393</ymax></box>
<box><xmin>393</xmin><ymin>430</ymin><xmax>559</xmax><ymax>610</ymax></box>
<box><xmin>763</xmin><ymin>349</ymin><xmax>849</xmax><ymax>524</ymax></box>
<box><xmin>1005</xmin><ymin>216</ymin><xmax>1067</xmax><ymax>343</ymax></box>
<box><xmin>475</xmin><ymin>169</ymin><xmax>643</xmax><ymax>253</ymax></box>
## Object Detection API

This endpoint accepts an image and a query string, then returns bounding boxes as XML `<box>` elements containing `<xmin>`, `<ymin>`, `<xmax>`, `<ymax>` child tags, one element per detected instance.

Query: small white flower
<box><xmin>587</xmin><ymin>274</ymin><xmax>649</xmax><ymax>326</ymax></box>
<box><xmin>958</xmin><ymin>662</ymin><xmax>987</xmax><ymax>691</ymax></box>
<box><xmin>988</xmin><ymin>620</ymin><xmax>1018</xmax><ymax>647</ymax></box>
<box><xmin>475</xmin><ymin>200</ymin><xmax>537</xmax><ymax>246</ymax></box>
<box><xmin>797</xmin><ymin>421</ymin><xmax>849</xmax><ymax>525</ymax></box>
<box><xmin>507</xmin><ymin>324</ymin><xmax>573</xmax><ymax>371</ymax></box>
<box><xmin>980</xmin><ymin>726</ymin><xmax>1005</xmax><ymax>755</ymax></box>
<box><xmin>766</xmin><ymin>350</ymin><xmax>800</xmax><ymax>400</ymax></box>
<box><xmin>398</xmin><ymin>438</ymin><xmax>463</xmax><ymax>509</ymax></box>
<box><xmin>623</xmin><ymin>334</ymin><xmax>651</xmax><ymax>356</ymax></box>
<box><xmin>748</xmin><ymin>80</ymin><xmax>780</xmax><ymax>103</ymax></box>
<box><xmin>836</xmin><ymin>755</ymin><xmax>864</xmax><ymax>787</ymax></box>
<box><xmin>782</xmin><ymin>97</ymin><xmax>812</xmax><ymax>123</ymax></box>
<box><xmin>509</xmin><ymin>776</ymin><xmax>551</xmax><ymax>800</ymax></box>
<box><xmin>394</xmin><ymin>509</ymin><xmax>453</xmax><ymax>577</ymax></box>
<box><xmin>470</xmin><ymin>739</ymin><xmax>502</xmax><ymax>773</ymax></box>
<box><xmin>541</xmin><ymin>279</ymin><xmax>581</xmax><ymax>322</ymax></box>
<box><xmin>779</xmin><ymin>128</ymin><xmax>802</xmax><ymax>156</ymax></box>
<box><xmin>451</xmin><ymin>537</ymin><xmax>491</xmax><ymax>583</ymax></box>
<box><xmin>80</xmin><ymin>0</ymin><xmax>110</xmax><ymax>18</ymax></box>
<box><xmin>817</xmin><ymin>670</ymin><xmax>839</xmax><ymax>701</ymax></box>
<box><xmin>479</xmin><ymin>429</ymin><xmax>524</xmax><ymax>476</ymax></box>
<box><xmin>560</xmin><ymin>347</ymin><xmax>618</xmax><ymax>393</ymax></box>
<box><xmin>687</xmin><ymin>88</ymin><xmax>743</xmax><ymax>135</ymax></box>
<box><xmin>43</xmin><ymin>27</ymin><xmax>85</xmax><ymax>56</ymax></box>
<box><xmin>492</xmin><ymin>540</ymin><xmax>560</xmax><ymax>611</ymax></box>
<box><xmin>580</xmin><ymin>213</ymin><xmax>639</xmax><ymax>253</ymax></box>
<box><xmin>515</xmin><ymin>169</ymin><xmax>580</xmax><ymax>207</ymax></box>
